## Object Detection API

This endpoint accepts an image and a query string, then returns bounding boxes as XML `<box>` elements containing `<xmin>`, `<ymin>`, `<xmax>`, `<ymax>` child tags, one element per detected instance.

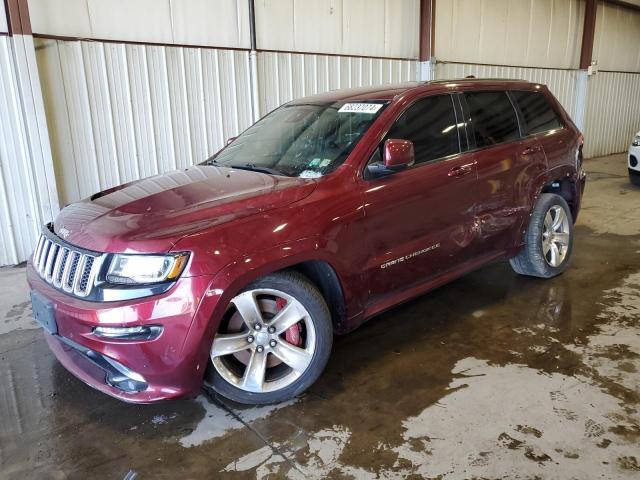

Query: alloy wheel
<box><xmin>542</xmin><ymin>205</ymin><xmax>570</xmax><ymax>267</ymax></box>
<box><xmin>210</xmin><ymin>289</ymin><xmax>316</xmax><ymax>393</ymax></box>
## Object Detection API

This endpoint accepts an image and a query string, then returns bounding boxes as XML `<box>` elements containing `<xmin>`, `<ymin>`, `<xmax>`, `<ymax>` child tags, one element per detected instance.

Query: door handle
<box><xmin>448</xmin><ymin>163</ymin><xmax>474</xmax><ymax>178</ymax></box>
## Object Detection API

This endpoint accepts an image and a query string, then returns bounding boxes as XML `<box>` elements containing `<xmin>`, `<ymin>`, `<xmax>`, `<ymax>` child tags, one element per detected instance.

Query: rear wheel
<box><xmin>510</xmin><ymin>193</ymin><xmax>574</xmax><ymax>278</ymax></box>
<box><xmin>206</xmin><ymin>271</ymin><xmax>332</xmax><ymax>404</ymax></box>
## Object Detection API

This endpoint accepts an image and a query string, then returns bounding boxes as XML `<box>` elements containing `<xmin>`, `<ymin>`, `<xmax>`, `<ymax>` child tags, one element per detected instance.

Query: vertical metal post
<box><xmin>574</xmin><ymin>71</ymin><xmax>589</xmax><ymax>132</ymax></box>
<box><xmin>418</xmin><ymin>0</ymin><xmax>435</xmax><ymax>81</ymax></box>
<box><xmin>248</xmin><ymin>0</ymin><xmax>260</xmax><ymax>121</ymax></box>
<box><xmin>576</xmin><ymin>0</ymin><xmax>597</xmax><ymax>136</ymax></box>
<box><xmin>579</xmin><ymin>0</ymin><xmax>597</xmax><ymax>70</ymax></box>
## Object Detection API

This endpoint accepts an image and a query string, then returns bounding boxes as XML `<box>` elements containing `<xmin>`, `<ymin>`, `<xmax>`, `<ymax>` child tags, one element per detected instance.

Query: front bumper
<box><xmin>27</xmin><ymin>264</ymin><xmax>219</xmax><ymax>403</ymax></box>
<box><xmin>629</xmin><ymin>145</ymin><xmax>640</xmax><ymax>186</ymax></box>
<box><xmin>629</xmin><ymin>145</ymin><xmax>640</xmax><ymax>171</ymax></box>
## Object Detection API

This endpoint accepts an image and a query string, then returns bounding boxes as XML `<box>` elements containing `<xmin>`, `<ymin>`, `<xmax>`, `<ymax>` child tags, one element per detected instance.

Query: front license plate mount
<box><xmin>30</xmin><ymin>291</ymin><xmax>58</xmax><ymax>335</ymax></box>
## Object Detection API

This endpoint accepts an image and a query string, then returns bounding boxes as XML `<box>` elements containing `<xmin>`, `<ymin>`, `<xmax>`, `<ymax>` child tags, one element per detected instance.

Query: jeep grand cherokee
<box><xmin>27</xmin><ymin>79</ymin><xmax>586</xmax><ymax>404</ymax></box>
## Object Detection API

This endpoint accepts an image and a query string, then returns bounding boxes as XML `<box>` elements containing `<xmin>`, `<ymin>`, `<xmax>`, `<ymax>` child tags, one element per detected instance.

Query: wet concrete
<box><xmin>1</xmin><ymin>153</ymin><xmax>638</xmax><ymax>479</ymax></box>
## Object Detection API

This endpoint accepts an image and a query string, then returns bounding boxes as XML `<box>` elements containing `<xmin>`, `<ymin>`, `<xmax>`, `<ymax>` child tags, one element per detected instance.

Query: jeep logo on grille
<box><xmin>58</xmin><ymin>226</ymin><xmax>71</xmax><ymax>239</ymax></box>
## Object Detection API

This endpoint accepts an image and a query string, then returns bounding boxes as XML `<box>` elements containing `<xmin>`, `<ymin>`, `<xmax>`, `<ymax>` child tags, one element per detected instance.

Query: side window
<box><xmin>464</xmin><ymin>91</ymin><xmax>520</xmax><ymax>148</ymax></box>
<box><xmin>386</xmin><ymin>95</ymin><xmax>460</xmax><ymax>165</ymax></box>
<box><xmin>511</xmin><ymin>90</ymin><xmax>563</xmax><ymax>135</ymax></box>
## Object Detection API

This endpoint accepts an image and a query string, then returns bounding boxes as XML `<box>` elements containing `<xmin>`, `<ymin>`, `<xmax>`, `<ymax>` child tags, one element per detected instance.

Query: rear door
<box><xmin>510</xmin><ymin>90</ymin><xmax>571</xmax><ymax>169</ymax></box>
<box><xmin>462</xmin><ymin>90</ymin><xmax>546</xmax><ymax>254</ymax></box>
<box><xmin>361</xmin><ymin>94</ymin><xmax>478</xmax><ymax>301</ymax></box>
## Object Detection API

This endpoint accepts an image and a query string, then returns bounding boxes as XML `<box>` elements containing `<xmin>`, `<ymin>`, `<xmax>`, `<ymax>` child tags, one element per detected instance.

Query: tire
<box><xmin>205</xmin><ymin>270</ymin><xmax>333</xmax><ymax>404</ymax></box>
<box><xmin>510</xmin><ymin>193</ymin><xmax>574</xmax><ymax>278</ymax></box>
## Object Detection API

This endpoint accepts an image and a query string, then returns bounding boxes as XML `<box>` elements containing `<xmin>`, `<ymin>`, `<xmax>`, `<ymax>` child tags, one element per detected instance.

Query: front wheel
<box><xmin>510</xmin><ymin>193</ymin><xmax>574</xmax><ymax>278</ymax></box>
<box><xmin>205</xmin><ymin>271</ymin><xmax>332</xmax><ymax>404</ymax></box>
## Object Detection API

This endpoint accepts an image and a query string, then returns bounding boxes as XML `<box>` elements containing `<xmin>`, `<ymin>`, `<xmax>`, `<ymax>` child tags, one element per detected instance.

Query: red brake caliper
<box><xmin>276</xmin><ymin>298</ymin><xmax>302</xmax><ymax>347</ymax></box>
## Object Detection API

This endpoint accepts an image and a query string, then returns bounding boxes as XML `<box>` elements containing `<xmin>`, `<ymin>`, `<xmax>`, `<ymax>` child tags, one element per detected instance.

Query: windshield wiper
<box><xmin>229</xmin><ymin>163</ymin><xmax>284</xmax><ymax>176</ymax></box>
<box><xmin>201</xmin><ymin>157</ymin><xmax>218</xmax><ymax>166</ymax></box>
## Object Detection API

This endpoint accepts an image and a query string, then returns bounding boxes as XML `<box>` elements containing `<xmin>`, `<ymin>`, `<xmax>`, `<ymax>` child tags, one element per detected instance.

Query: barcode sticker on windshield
<box><xmin>338</xmin><ymin>103</ymin><xmax>383</xmax><ymax>114</ymax></box>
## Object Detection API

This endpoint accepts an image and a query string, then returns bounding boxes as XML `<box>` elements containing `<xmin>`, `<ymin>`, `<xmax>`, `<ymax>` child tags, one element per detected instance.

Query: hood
<box><xmin>54</xmin><ymin>166</ymin><xmax>316</xmax><ymax>253</ymax></box>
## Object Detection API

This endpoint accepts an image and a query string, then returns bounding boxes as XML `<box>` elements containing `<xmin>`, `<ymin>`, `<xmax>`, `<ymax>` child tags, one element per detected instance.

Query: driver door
<box><xmin>360</xmin><ymin>94</ymin><xmax>478</xmax><ymax>304</ymax></box>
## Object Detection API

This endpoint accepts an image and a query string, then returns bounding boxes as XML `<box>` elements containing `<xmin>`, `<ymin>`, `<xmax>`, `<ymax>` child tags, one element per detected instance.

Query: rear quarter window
<box><xmin>464</xmin><ymin>91</ymin><xmax>520</xmax><ymax>148</ymax></box>
<box><xmin>511</xmin><ymin>90</ymin><xmax>563</xmax><ymax>136</ymax></box>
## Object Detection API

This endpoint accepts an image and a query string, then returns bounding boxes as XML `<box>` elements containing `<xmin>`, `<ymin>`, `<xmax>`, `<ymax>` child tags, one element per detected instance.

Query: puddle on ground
<box><xmin>218</xmin><ymin>229</ymin><xmax>640</xmax><ymax>478</ymax></box>
<box><xmin>0</xmin><ymin>267</ymin><xmax>37</xmax><ymax>335</ymax></box>
<box><xmin>225</xmin><ymin>357</ymin><xmax>638</xmax><ymax>479</ymax></box>
<box><xmin>0</xmin><ymin>156</ymin><xmax>639</xmax><ymax>478</ymax></box>
<box><xmin>1</xmin><ymin>226</ymin><xmax>638</xmax><ymax>479</ymax></box>
<box><xmin>1</xmin><ymin>226</ymin><xmax>638</xmax><ymax>478</ymax></box>
<box><xmin>566</xmin><ymin>272</ymin><xmax>640</xmax><ymax>394</ymax></box>
<box><xmin>180</xmin><ymin>396</ymin><xmax>297</xmax><ymax>447</ymax></box>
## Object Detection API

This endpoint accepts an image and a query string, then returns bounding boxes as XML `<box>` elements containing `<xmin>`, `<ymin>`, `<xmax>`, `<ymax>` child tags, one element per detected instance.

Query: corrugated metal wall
<box><xmin>28</xmin><ymin>0</ymin><xmax>421</xmax><ymax>59</ymax></box>
<box><xmin>435</xmin><ymin>62</ymin><xmax>582</xmax><ymax>120</ymax></box>
<box><xmin>0</xmin><ymin>35</ymin><xmax>59</xmax><ymax>266</ymax></box>
<box><xmin>432</xmin><ymin>0</ymin><xmax>640</xmax><ymax>161</ymax></box>
<box><xmin>35</xmin><ymin>37</ymin><xmax>638</xmax><ymax>213</ymax></box>
<box><xmin>255</xmin><ymin>0</ymin><xmax>420</xmax><ymax>59</ymax></box>
<box><xmin>435</xmin><ymin>0</ymin><xmax>585</xmax><ymax>69</ymax></box>
<box><xmin>258</xmin><ymin>51</ymin><xmax>418</xmax><ymax>114</ymax></box>
<box><xmin>593</xmin><ymin>2</ymin><xmax>640</xmax><ymax>73</ymax></box>
<box><xmin>0</xmin><ymin>1</ymin><xmax>7</xmax><ymax>33</ymax></box>
<box><xmin>35</xmin><ymin>38</ymin><xmax>419</xmax><ymax>206</ymax></box>
<box><xmin>35</xmin><ymin>38</ymin><xmax>254</xmax><ymax>205</ymax></box>
<box><xmin>28</xmin><ymin>0</ymin><xmax>251</xmax><ymax>49</ymax></box>
<box><xmin>583</xmin><ymin>72</ymin><xmax>640</xmax><ymax>158</ymax></box>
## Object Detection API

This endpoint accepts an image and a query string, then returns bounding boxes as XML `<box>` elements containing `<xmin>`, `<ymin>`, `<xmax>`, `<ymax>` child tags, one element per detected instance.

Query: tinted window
<box><xmin>386</xmin><ymin>95</ymin><xmax>460</xmax><ymax>164</ymax></box>
<box><xmin>512</xmin><ymin>90</ymin><xmax>563</xmax><ymax>135</ymax></box>
<box><xmin>464</xmin><ymin>91</ymin><xmax>520</xmax><ymax>147</ymax></box>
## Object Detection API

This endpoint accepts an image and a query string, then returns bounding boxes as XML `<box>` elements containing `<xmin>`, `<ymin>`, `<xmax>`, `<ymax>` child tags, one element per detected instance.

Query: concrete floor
<box><xmin>1</xmin><ymin>153</ymin><xmax>638</xmax><ymax>479</ymax></box>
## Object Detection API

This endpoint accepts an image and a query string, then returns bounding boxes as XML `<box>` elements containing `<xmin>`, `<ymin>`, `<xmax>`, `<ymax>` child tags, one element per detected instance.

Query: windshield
<box><xmin>202</xmin><ymin>101</ymin><xmax>388</xmax><ymax>178</ymax></box>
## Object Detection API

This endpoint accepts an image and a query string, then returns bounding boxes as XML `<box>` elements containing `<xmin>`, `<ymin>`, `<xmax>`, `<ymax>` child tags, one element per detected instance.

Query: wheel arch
<box><xmin>510</xmin><ymin>169</ymin><xmax>581</xmax><ymax>255</ymax></box>
<box><xmin>286</xmin><ymin>260</ymin><xmax>347</xmax><ymax>334</ymax></box>
<box><xmin>539</xmin><ymin>176</ymin><xmax>580</xmax><ymax>222</ymax></box>
<box><xmin>205</xmin><ymin>239</ymin><xmax>351</xmax><ymax>335</ymax></box>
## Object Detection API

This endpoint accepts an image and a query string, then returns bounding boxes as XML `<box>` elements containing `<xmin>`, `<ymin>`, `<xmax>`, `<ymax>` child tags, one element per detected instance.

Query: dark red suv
<box><xmin>27</xmin><ymin>79</ymin><xmax>586</xmax><ymax>404</ymax></box>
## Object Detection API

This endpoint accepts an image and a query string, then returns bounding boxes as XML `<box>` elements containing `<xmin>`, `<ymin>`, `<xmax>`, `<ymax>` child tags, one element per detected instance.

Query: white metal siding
<box><xmin>35</xmin><ymin>38</ymin><xmax>254</xmax><ymax>205</ymax></box>
<box><xmin>28</xmin><ymin>0</ymin><xmax>251</xmax><ymax>49</ymax></box>
<box><xmin>435</xmin><ymin>0</ymin><xmax>585</xmax><ymax>69</ymax></box>
<box><xmin>0</xmin><ymin>1</ymin><xmax>8</xmax><ymax>33</ymax></box>
<box><xmin>257</xmin><ymin>51</ymin><xmax>419</xmax><ymax>115</ymax></box>
<box><xmin>593</xmin><ymin>2</ymin><xmax>640</xmax><ymax>73</ymax></box>
<box><xmin>435</xmin><ymin>62</ymin><xmax>582</xmax><ymax>120</ymax></box>
<box><xmin>583</xmin><ymin>71</ymin><xmax>640</xmax><ymax>158</ymax></box>
<box><xmin>255</xmin><ymin>0</ymin><xmax>420</xmax><ymax>59</ymax></box>
<box><xmin>0</xmin><ymin>35</ymin><xmax>59</xmax><ymax>266</ymax></box>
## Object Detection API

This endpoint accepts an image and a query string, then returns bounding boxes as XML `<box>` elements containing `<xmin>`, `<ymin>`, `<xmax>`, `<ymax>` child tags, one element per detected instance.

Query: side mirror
<box><xmin>226</xmin><ymin>136</ymin><xmax>237</xmax><ymax>145</ymax></box>
<box><xmin>366</xmin><ymin>139</ymin><xmax>415</xmax><ymax>178</ymax></box>
<box><xmin>384</xmin><ymin>139</ymin><xmax>415</xmax><ymax>170</ymax></box>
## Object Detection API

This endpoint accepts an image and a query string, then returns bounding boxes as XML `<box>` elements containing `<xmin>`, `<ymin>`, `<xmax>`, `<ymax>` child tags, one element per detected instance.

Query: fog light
<box><xmin>93</xmin><ymin>325</ymin><xmax>162</xmax><ymax>340</ymax></box>
<box><xmin>106</xmin><ymin>374</ymin><xmax>148</xmax><ymax>393</ymax></box>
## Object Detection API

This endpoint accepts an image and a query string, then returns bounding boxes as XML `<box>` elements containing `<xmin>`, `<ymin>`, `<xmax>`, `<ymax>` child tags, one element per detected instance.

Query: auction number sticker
<box><xmin>338</xmin><ymin>103</ymin><xmax>383</xmax><ymax>114</ymax></box>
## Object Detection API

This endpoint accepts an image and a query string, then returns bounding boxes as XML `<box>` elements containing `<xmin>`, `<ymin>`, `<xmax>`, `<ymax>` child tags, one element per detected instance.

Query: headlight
<box><xmin>633</xmin><ymin>136</ymin><xmax>640</xmax><ymax>147</ymax></box>
<box><xmin>106</xmin><ymin>253</ymin><xmax>189</xmax><ymax>285</ymax></box>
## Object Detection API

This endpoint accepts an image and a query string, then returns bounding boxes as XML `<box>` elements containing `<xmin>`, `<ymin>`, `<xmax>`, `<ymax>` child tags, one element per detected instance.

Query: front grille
<box><xmin>32</xmin><ymin>232</ymin><xmax>102</xmax><ymax>298</ymax></box>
